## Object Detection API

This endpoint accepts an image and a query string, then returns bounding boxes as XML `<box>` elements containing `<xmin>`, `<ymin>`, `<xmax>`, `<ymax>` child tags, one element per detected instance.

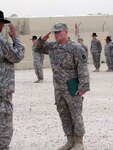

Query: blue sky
<box><xmin>1</xmin><ymin>0</ymin><xmax>113</xmax><ymax>17</ymax></box>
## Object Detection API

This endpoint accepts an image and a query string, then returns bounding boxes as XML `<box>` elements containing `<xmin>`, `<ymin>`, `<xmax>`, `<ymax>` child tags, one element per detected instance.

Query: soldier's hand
<box><xmin>75</xmin><ymin>90</ymin><xmax>85</xmax><ymax>96</ymax></box>
<box><xmin>41</xmin><ymin>32</ymin><xmax>51</xmax><ymax>41</ymax></box>
<box><xmin>8</xmin><ymin>23</ymin><xmax>17</xmax><ymax>38</ymax></box>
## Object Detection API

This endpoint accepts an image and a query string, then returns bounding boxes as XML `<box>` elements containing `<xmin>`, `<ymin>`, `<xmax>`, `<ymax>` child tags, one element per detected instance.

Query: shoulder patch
<box><xmin>82</xmin><ymin>54</ymin><xmax>86</xmax><ymax>59</ymax></box>
<box><xmin>76</xmin><ymin>45</ymin><xmax>87</xmax><ymax>63</ymax></box>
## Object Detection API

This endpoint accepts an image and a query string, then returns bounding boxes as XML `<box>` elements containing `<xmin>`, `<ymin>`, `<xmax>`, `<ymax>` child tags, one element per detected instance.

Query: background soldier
<box><xmin>104</xmin><ymin>36</ymin><xmax>113</xmax><ymax>71</ymax></box>
<box><xmin>31</xmin><ymin>36</ymin><xmax>44</xmax><ymax>83</ymax></box>
<box><xmin>78</xmin><ymin>37</ymin><xmax>88</xmax><ymax>59</ymax></box>
<box><xmin>35</xmin><ymin>22</ymin><xmax>90</xmax><ymax>150</ymax></box>
<box><xmin>0</xmin><ymin>11</ymin><xmax>25</xmax><ymax>150</ymax></box>
<box><xmin>90</xmin><ymin>33</ymin><xmax>102</xmax><ymax>72</ymax></box>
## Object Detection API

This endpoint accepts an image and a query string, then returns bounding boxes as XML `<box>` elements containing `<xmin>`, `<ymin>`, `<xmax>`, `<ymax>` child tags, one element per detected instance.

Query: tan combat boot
<box><xmin>58</xmin><ymin>134</ymin><xmax>74</xmax><ymax>150</ymax></box>
<box><xmin>70</xmin><ymin>136</ymin><xmax>84</xmax><ymax>150</ymax></box>
<box><xmin>93</xmin><ymin>68</ymin><xmax>100</xmax><ymax>72</ymax></box>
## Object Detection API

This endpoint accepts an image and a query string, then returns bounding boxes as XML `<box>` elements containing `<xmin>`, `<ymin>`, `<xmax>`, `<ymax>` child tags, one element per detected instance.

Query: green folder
<box><xmin>66</xmin><ymin>78</ymin><xmax>79</xmax><ymax>96</ymax></box>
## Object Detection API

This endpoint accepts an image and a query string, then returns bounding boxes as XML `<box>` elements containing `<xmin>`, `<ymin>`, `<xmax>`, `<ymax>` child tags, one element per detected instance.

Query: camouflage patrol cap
<box><xmin>52</xmin><ymin>22</ymin><xmax>68</xmax><ymax>32</ymax></box>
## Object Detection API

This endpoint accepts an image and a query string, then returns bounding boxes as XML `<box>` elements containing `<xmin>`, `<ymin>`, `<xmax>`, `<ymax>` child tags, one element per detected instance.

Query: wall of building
<box><xmin>2</xmin><ymin>15</ymin><xmax>113</xmax><ymax>69</ymax></box>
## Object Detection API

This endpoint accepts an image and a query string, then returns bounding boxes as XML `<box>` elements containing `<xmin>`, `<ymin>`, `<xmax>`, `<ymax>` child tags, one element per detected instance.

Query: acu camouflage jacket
<box><xmin>0</xmin><ymin>36</ymin><xmax>25</xmax><ymax>95</ymax></box>
<box><xmin>35</xmin><ymin>38</ymin><xmax>90</xmax><ymax>92</ymax></box>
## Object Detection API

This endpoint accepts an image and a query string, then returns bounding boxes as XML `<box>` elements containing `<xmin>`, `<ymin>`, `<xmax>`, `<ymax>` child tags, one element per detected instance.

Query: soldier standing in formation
<box><xmin>104</xmin><ymin>36</ymin><xmax>113</xmax><ymax>71</ymax></box>
<box><xmin>35</xmin><ymin>22</ymin><xmax>90</xmax><ymax>150</ymax></box>
<box><xmin>31</xmin><ymin>36</ymin><xmax>44</xmax><ymax>83</ymax></box>
<box><xmin>0</xmin><ymin>11</ymin><xmax>25</xmax><ymax>150</ymax></box>
<box><xmin>78</xmin><ymin>37</ymin><xmax>88</xmax><ymax>59</ymax></box>
<box><xmin>90</xmin><ymin>33</ymin><xmax>102</xmax><ymax>72</ymax></box>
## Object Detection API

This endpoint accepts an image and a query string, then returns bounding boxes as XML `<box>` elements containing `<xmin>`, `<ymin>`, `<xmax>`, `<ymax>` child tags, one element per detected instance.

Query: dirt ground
<box><xmin>10</xmin><ymin>63</ymin><xmax>113</xmax><ymax>150</ymax></box>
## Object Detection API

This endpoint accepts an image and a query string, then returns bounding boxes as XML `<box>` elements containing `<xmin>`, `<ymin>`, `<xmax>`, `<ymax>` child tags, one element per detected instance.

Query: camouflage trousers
<box><xmin>92</xmin><ymin>53</ymin><xmax>101</xmax><ymax>69</ymax></box>
<box><xmin>0</xmin><ymin>94</ymin><xmax>13</xmax><ymax>150</ymax></box>
<box><xmin>55</xmin><ymin>90</ymin><xmax>85</xmax><ymax>136</ymax></box>
<box><xmin>106</xmin><ymin>56</ymin><xmax>113</xmax><ymax>69</ymax></box>
<box><xmin>34</xmin><ymin>61</ymin><xmax>43</xmax><ymax>80</ymax></box>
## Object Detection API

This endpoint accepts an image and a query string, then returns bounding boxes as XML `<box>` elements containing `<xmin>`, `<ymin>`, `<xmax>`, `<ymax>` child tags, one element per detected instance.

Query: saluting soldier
<box><xmin>0</xmin><ymin>11</ymin><xmax>25</xmax><ymax>150</ymax></box>
<box><xmin>35</xmin><ymin>22</ymin><xmax>90</xmax><ymax>150</ymax></box>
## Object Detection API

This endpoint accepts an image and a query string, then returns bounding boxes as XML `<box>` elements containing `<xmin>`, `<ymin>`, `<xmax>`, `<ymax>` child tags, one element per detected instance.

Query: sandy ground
<box><xmin>10</xmin><ymin>63</ymin><xmax>113</xmax><ymax>150</ymax></box>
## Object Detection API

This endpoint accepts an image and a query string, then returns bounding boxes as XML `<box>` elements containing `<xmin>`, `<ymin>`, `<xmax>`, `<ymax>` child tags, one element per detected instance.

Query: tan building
<box><xmin>2</xmin><ymin>14</ymin><xmax>113</xmax><ymax>69</ymax></box>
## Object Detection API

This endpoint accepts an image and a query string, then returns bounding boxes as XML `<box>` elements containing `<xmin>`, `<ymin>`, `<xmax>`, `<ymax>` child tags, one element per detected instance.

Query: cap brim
<box><xmin>52</xmin><ymin>29</ymin><xmax>62</xmax><ymax>32</ymax></box>
<box><xmin>0</xmin><ymin>19</ymin><xmax>10</xmax><ymax>24</ymax></box>
<box><xmin>105</xmin><ymin>39</ymin><xmax>112</xmax><ymax>41</ymax></box>
<box><xmin>92</xmin><ymin>35</ymin><xmax>97</xmax><ymax>36</ymax></box>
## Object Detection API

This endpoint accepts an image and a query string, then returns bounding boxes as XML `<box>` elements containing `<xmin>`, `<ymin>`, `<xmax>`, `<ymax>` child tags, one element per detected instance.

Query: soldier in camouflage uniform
<box><xmin>90</xmin><ymin>33</ymin><xmax>102</xmax><ymax>72</ymax></box>
<box><xmin>35</xmin><ymin>22</ymin><xmax>90</xmax><ymax>150</ymax></box>
<box><xmin>78</xmin><ymin>37</ymin><xmax>88</xmax><ymax>59</ymax></box>
<box><xmin>0</xmin><ymin>11</ymin><xmax>25</xmax><ymax>150</ymax></box>
<box><xmin>104</xmin><ymin>36</ymin><xmax>113</xmax><ymax>71</ymax></box>
<box><xmin>31</xmin><ymin>36</ymin><xmax>44</xmax><ymax>83</ymax></box>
